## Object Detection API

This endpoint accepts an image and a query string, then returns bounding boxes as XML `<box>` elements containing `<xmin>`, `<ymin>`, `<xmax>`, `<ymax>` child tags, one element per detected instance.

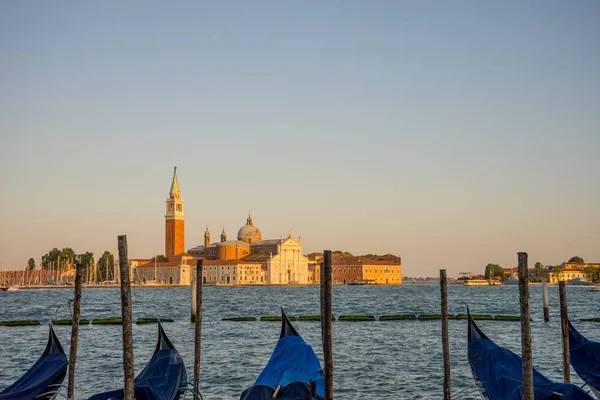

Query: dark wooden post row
<box><xmin>517</xmin><ymin>252</ymin><xmax>534</xmax><ymax>400</ymax></box>
<box><xmin>440</xmin><ymin>269</ymin><xmax>451</xmax><ymax>400</ymax></box>
<box><xmin>67</xmin><ymin>261</ymin><xmax>83</xmax><ymax>399</ymax></box>
<box><xmin>194</xmin><ymin>260</ymin><xmax>204</xmax><ymax>394</ymax></box>
<box><xmin>542</xmin><ymin>279</ymin><xmax>549</xmax><ymax>322</ymax></box>
<box><xmin>118</xmin><ymin>235</ymin><xmax>135</xmax><ymax>400</ymax></box>
<box><xmin>321</xmin><ymin>250</ymin><xmax>333</xmax><ymax>400</ymax></box>
<box><xmin>559</xmin><ymin>281</ymin><xmax>570</xmax><ymax>383</ymax></box>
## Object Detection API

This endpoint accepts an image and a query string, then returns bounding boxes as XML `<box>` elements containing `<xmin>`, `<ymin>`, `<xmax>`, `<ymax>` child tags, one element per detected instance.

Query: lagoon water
<box><xmin>1</xmin><ymin>284</ymin><xmax>599</xmax><ymax>399</ymax></box>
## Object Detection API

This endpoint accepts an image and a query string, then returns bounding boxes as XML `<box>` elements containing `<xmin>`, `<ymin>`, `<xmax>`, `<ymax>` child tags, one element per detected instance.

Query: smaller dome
<box><xmin>237</xmin><ymin>214</ymin><xmax>262</xmax><ymax>243</ymax></box>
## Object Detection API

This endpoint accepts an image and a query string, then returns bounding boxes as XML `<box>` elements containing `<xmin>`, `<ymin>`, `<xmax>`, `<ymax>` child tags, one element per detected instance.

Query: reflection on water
<box><xmin>0</xmin><ymin>285</ymin><xmax>598</xmax><ymax>399</ymax></box>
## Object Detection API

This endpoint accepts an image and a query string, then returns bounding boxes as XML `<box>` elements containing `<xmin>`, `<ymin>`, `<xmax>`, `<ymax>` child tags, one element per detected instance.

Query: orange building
<box><xmin>308</xmin><ymin>253</ymin><xmax>402</xmax><ymax>285</ymax></box>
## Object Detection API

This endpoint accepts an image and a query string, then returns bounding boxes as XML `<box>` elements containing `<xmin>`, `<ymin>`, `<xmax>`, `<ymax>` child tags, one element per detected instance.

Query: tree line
<box><xmin>25</xmin><ymin>247</ymin><xmax>116</xmax><ymax>282</ymax></box>
<box><xmin>483</xmin><ymin>255</ymin><xmax>598</xmax><ymax>283</ymax></box>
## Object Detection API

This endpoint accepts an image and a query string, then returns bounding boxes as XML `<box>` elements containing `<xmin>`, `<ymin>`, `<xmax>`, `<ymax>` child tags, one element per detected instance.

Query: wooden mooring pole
<box><xmin>321</xmin><ymin>250</ymin><xmax>333</xmax><ymax>400</ymax></box>
<box><xmin>67</xmin><ymin>260</ymin><xmax>83</xmax><ymax>399</ymax></box>
<box><xmin>193</xmin><ymin>259</ymin><xmax>203</xmax><ymax>394</ymax></box>
<box><xmin>542</xmin><ymin>279</ymin><xmax>549</xmax><ymax>322</ymax></box>
<box><xmin>440</xmin><ymin>269</ymin><xmax>451</xmax><ymax>400</ymax></box>
<box><xmin>559</xmin><ymin>281</ymin><xmax>570</xmax><ymax>383</ymax></box>
<box><xmin>518</xmin><ymin>252</ymin><xmax>534</xmax><ymax>400</ymax></box>
<box><xmin>191</xmin><ymin>268</ymin><xmax>197</xmax><ymax>322</ymax></box>
<box><xmin>118</xmin><ymin>235</ymin><xmax>135</xmax><ymax>400</ymax></box>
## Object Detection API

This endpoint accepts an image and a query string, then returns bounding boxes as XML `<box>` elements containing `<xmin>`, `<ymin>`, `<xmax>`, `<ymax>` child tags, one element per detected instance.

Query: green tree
<box><xmin>534</xmin><ymin>262</ymin><xmax>544</xmax><ymax>278</ymax></box>
<box><xmin>151</xmin><ymin>255</ymin><xmax>168</xmax><ymax>262</ymax></box>
<box><xmin>568</xmin><ymin>256</ymin><xmax>585</xmax><ymax>264</ymax></box>
<box><xmin>78</xmin><ymin>252</ymin><xmax>94</xmax><ymax>272</ymax></box>
<box><xmin>584</xmin><ymin>266</ymin><xmax>598</xmax><ymax>283</ymax></box>
<box><xmin>60</xmin><ymin>248</ymin><xmax>76</xmax><ymax>264</ymax></box>
<box><xmin>484</xmin><ymin>264</ymin><xmax>505</xmax><ymax>280</ymax></box>
<box><xmin>41</xmin><ymin>248</ymin><xmax>61</xmax><ymax>269</ymax></box>
<box><xmin>97</xmin><ymin>251</ymin><xmax>115</xmax><ymax>281</ymax></box>
<box><xmin>26</xmin><ymin>258</ymin><xmax>36</xmax><ymax>271</ymax></box>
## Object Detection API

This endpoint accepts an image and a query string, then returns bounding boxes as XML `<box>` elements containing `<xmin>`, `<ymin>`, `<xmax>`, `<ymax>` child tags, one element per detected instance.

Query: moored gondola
<box><xmin>569</xmin><ymin>320</ymin><xmax>600</xmax><ymax>398</ymax></box>
<box><xmin>467</xmin><ymin>309</ymin><xmax>593</xmax><ymax>400</ymax></box>
<box><xmin>241</xmin><ymin>309</ymin><xmax>324</xmax><ymax>400</ymax></box>
<box><xmin>0</xmin><ymin>321</ymin><xmax>68</xmax><ymax>400</ymax></box>
<box><xmin>88</xmin><ymin>322</ymin><xmax>187</xmax><ymax>400</ymax></box>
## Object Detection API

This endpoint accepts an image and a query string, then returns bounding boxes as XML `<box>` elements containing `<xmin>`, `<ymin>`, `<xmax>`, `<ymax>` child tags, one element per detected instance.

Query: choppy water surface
<box><xmin>1</xmin><ymin>285</ymin><xmax>598</xmax><ymax>399</ymax></box>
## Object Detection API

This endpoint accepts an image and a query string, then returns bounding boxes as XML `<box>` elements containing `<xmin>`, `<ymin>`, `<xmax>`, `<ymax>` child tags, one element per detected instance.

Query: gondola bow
<box><xmin>88</xmin><ymin>322</ymin><xmax>187</xmax><ymax>400</ymax></box>
<box><xmin>569</xmin><ymin>320</ymin><xmax>600</xmax><ymax>398</ymax></box>
<box><xmin>467</xmin><ymin>309</ymin><xmax>593</xmax><ymax>400</ymax></box>
<box><xmin>241</xmin><ymin>309</ymin><xmax>324</xmax><ymax>400</ymax></box>
<box><xmin>0</xmin><ymin>322</ymin><xmax>68</xmax><ymax>400</ymax></box>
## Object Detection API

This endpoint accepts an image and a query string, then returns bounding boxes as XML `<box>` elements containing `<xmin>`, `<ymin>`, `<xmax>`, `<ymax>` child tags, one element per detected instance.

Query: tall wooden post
<box><xmin>542</xmin><ymin>280</ymin><xmax>549</xmax><ymax>322</ymax></box>
<box><xmin>118</xmin><ymin>235</ymin><xmax>134</xmax><ymax>400</ymax></box>
<box><xmin>67</xmin><ymin>261</ymin><xmax>83</xmax><ymax>399</ymax></box>
<box><xmin>321</xmin><ymin>250</ymin><xmax>333</xmax><ymax>400</ymax></box>
<box><xmin>440</xmin><ymin>269</ymin><xmax>451</xmax><ymax>400</ymax></box>
<box><xmin>191</xmin><ymin>268</ymin><xmax>197</xmax><ymax>323</ymax></box>
<box><xmin>518</xmin><ymin>252</ymin><xmax>534</xmax><ymax>400</ymax></box>
<box><xmin>559</xmin><ymin>281</ymin><xmax>570</xmax><ymax>383</ymax></box>
<box><xmin>193</xmin><ymin>260</ymin><xmax>203</xmax><ymax>394</ymax></box>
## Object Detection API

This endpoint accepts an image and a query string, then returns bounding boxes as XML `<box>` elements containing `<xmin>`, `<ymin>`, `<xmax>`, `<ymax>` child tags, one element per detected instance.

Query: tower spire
<box><xmin>170</xmin><ymin>166</ymin><xmax>180</xmax><ymax>196</ymax></box>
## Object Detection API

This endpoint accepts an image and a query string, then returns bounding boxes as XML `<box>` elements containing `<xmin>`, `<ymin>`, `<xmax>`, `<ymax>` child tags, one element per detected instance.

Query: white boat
<box><xmin>6</xmin><ymin>285</ymin><xmax>20</xmax><ymax>291</ymax></box>
<box><xmin>463</xmin><ymin>279</ymin><xmax>502</xmax><ymax>286</ymax></box>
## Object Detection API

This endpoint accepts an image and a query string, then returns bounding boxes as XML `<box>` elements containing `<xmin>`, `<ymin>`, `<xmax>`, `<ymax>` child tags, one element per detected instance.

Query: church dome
<box><xmin>237</xmin><ymin>214</ymin><xmax>262</xmax><ymax>243</ymax></box>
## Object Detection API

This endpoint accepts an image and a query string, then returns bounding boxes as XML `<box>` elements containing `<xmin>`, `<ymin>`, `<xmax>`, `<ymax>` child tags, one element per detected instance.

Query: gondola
<box><xmin>0</xmin><ymin>322</ymin><xmax>68</xmax><ymax>400</ymax></box>
<box><xmin>88</xmin><ymin>322</ymin><xmax>187</xmax><ymax>400</ymax></box>
<box><xmin>467</xmin><ymin>309</ymin><xmax>593</xmax><ymax>400</ymax></box>
<box><xmin>569</xmin><ymin>320</ymin><xmax>600</xmax><ymax>398</ymax></box>
<box><xmin>241</xmin><ymin>309</ymin><xmax>324</xmax><ymax>400</ymax></box>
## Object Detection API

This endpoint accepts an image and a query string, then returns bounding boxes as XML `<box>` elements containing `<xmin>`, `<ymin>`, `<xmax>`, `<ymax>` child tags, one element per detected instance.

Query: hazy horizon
<box><xmin>1</xmin><ymin>2</ymin><xmax>599</xmax><ymax>277</ymax></box>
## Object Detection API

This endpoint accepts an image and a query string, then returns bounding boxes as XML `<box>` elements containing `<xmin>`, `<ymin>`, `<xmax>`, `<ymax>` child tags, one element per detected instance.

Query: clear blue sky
<box><xmin>1</xmin><ymin>1</ymin><xmax>599</xmax><ymax>277</ymax></box>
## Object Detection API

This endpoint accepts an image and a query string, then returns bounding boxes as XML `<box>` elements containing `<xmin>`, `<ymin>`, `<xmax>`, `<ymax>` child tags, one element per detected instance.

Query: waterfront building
<box><xmin>188</xmin><ymin>218</ymin><xmax>310</xmax><ymax>285</ymax></box>
<box><xmin>131</xmin><ymin>254</ymin><xmax>193</xmax><ymax>285</ymax></box>
<box><xmin>541</xmin><ymin>262</ymin><xmax>599</xmax><ymax>284</ymax></box>
<box><xmin>307</xmin><ymin>253</ymin><xmax>402</xmax><ymax>285</ymax></box>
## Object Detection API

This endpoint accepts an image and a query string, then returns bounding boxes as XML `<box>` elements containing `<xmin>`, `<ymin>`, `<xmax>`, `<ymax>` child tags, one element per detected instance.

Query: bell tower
<box><xmin>165</xmin><ymin>167</ymin><xmax>184</xmax><ymax>257</ymax></box>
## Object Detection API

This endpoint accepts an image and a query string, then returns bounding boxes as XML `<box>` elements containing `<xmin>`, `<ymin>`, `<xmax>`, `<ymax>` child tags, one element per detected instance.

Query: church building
<box><xmin>133</xmin><ymin>167</ymin><xmax>310</xmax><ymax>285</ymax></box>
<box><xmin>188</xmin><ymin>215</ymin><xmax>310</xmax><ymax>285</ymax></box>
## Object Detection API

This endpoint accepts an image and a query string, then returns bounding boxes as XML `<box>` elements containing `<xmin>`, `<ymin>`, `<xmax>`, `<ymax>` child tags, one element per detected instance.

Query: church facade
<box><xmin>188</xmin><ymin>215</ymin><xmax>310</xmax><ymax>285</ymax></box>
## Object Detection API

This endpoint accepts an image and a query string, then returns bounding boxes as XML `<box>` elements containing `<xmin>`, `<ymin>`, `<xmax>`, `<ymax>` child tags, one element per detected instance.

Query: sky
<box><xmin>1</xmin><ymin>1</ymin><xmax>599</xmax><ymax>277</ymax></box>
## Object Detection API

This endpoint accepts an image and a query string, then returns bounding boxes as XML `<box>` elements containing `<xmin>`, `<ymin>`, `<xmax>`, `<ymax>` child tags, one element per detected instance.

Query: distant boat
<box><xmin>6</xmin><ymin>285</ymin><xmax>20</xmax><ymax>292</ymax></box>
<box><xmin>0</xmin><ymin>322</ymin><xmax>68</xmax><ymax>400</ymax></box>
<box><xmin>568</xmin><ymin>320</ymin><xmax>600</xmax><ymax>398</ymax></box>
<box><xmin>241</xmin><ymin>308</ymin><xmax>324</xmax><ymax>399</ymax></box>
<box><xmin>467</xmin><ymin>309</ymin><xmax>592</xmax><ymax>399</ymax></box>
<box><xmin>463</xmin><ymin>279</ymin><xmax>502</xmax><ymax>286</ymax></box>
<box><xmin>503</xmin><ymin>276</ymin><xmax>519</xmax><ymax>285</ymax></box>
<box><xmin>566</xmin><ymin>278</ymin><xmax>591</xmax><ymax>286</ymax></box>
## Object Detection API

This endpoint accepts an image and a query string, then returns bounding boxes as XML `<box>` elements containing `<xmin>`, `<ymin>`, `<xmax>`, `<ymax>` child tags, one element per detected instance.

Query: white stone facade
<box><xmin>266</xmin><ymin>237</ymin><xmax>309</xmax><ymax>284</ymax></box>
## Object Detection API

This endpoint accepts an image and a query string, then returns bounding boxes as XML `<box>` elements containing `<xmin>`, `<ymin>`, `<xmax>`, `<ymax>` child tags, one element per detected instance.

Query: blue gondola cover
<box><xmin>88</xmin><ymin>322</ymin><xmax>187</xmax><ymax>400</ymax></box>
<box><xmin>241</xmin><ymin>309</ymin><xmax>324</xmax><ymax>400</ymax></box>
<box><xmin>467</xmin><ymin>311</ymin><xmax>593</xmax><ymax>400</ymax></box>
<box><xmin>0</xmin><ymin>322</ymin><xmax>68</xmax><ymax>400</ymax></box>
<box><xmin>569</xmin><ymin>321</ymin><xmax>600</xmax><ymax>395</ymax></box>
